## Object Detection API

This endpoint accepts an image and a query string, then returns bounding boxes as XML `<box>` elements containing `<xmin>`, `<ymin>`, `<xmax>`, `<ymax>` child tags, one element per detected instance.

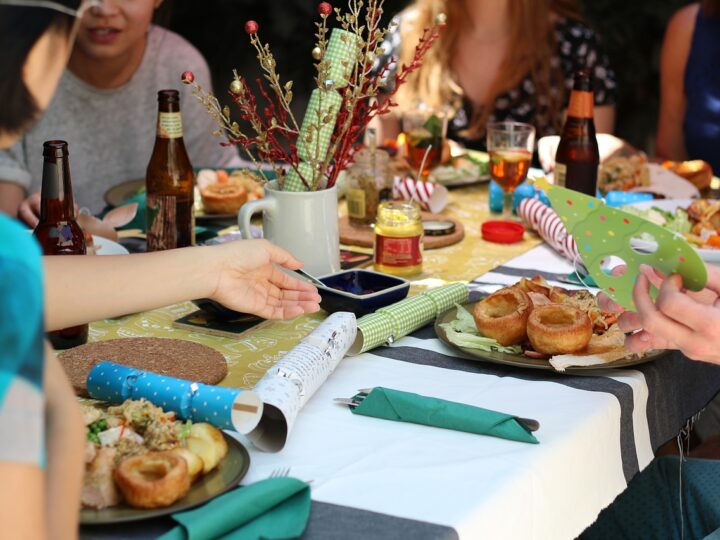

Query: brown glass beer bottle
<box><xmin>146</xmin><ymin>89</ymin><xmax>194</xmax><ymax>251</ymax></box>
<box><xmin>33</xmin><ymin>140</ymin><xmax>89</xmax><ymax>349</ymax></box>
<box><xmin>554</xmin><ymin>69</ymin><xmax>600</xmax><ymax>196</ymax></box>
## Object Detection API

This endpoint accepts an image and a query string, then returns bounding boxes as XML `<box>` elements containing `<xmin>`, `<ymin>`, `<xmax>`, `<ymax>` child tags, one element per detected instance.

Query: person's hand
<box><xmin>18</xmin><ymin>190</ymin><xmax>78</xmax><ymax>228</ymax></box>
<box><xmin>18</xmin><ymin>191</ymin><xmax>42</xmax><ymax>228</ymax></box>
<box><xmin>208</xmin><ymin>239</ymin><xmax>322</xmax><ymax>320</ymax></box>
<box><xmin>615</xmin><ymin>264</ymin><xmax>720</xmax><ymax>363</ymax></box>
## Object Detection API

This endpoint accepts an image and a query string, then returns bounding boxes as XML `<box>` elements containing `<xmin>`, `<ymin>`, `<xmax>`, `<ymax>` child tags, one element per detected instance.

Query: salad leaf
<box><xmin>621</xmin><ymin>205</ymin><xmax>692</xmax><ymax>235</ymax></box>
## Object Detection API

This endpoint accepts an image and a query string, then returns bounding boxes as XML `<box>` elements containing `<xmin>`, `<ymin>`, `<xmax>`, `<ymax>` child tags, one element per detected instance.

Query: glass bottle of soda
<box><xmin>33</xmin><ymin>140</ymin><xmax>89</xmax><ymax>349</ymax></box>
<box><xmin>146</xmin><ymin>89</ymin><xmax>194</xmax><ymax>251</ymax></box>
<box><xmin>554</xmin><ymin>69</ymin><xmax>600</xmax><ymax>196</ymax></box>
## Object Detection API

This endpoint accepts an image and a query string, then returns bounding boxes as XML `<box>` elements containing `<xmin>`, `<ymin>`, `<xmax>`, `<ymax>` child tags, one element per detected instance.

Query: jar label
<box><xmin>157</xmin><ymin>112</ymin><xmax>184</xmax><ymax>139</ymax></box>
<box><xmin>347</xmin><ymin>188</ymin><xmax>366</xmax><ymax>219</ymax></box>
<box><xmin>555</xmin><ymin>162</ymin><xmax>567</xmax><ymax>187</ymax></box>
<box><xmin>375</xmin><ymin>234</ymin><xmax>422</xmax><ymax>267</ymax></box>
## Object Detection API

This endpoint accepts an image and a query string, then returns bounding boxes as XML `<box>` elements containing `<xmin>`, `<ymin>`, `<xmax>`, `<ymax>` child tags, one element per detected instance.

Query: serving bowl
<box><xmin>316</xmin><ymin>269</ymin><xmax>410</xmax><ymax>315</ymax></box>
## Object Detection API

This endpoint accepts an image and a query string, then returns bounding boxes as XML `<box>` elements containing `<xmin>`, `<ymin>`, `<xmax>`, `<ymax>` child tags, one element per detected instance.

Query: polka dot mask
<box><xmin>534</xmin><ymin>177</ymin><xmax>707</xmax><ymax>310</ymax></box>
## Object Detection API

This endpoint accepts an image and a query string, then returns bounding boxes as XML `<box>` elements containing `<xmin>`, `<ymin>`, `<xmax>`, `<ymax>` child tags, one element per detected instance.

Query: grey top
<box><xmin>0</xmin><ymin>26</ymin><xmax>238</xmax><ymax>214</ymax></box>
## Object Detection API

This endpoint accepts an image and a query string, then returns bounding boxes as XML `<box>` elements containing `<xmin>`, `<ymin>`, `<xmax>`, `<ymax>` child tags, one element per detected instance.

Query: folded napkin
<box><xmin>350</xmin><ymin>387</ymin><xmax>539</xmax><ymax>444</ymax></box>
<box><xmin>349</xmin><ymin>282</ymin><xmax>468</xmax><ymax>355</ymax></box>
<box><xmin>159</xmin><ymin>477</ymin><xmax>311</xmax><ymax>540</ymax></box>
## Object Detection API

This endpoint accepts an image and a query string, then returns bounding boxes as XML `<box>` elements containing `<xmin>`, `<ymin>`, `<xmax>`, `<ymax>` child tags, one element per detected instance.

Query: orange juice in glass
<box><xmin>487</xmin><ymin>122</ymin><xmax>535</xmax><ymax>220</ymax></box>
<box><xmin>402</xmin><ymin>107</ymin><xmax>448</xmax><ymax>180</ymax></box>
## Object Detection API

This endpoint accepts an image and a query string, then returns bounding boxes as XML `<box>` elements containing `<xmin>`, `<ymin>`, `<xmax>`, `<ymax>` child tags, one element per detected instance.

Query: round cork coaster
<box><xmin>58</xmin><ymin>338</ymin><xmax>228</xmax><ymax>397</ymax></box>
<box><xmin>339</xmin><ymin>213</ymin><xmax>465</xmax><ymax>249</ymax></box>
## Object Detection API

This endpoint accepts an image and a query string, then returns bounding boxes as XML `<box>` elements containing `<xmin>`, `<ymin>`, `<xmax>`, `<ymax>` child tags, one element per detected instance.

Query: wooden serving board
<box><xmin>339</xmin><ymin>213</ymin><xmax>465</xmax><ymax>249</ymax></box>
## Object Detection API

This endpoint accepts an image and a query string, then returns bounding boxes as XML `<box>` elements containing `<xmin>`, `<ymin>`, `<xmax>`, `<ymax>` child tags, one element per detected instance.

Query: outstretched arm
<box><xmin>43</xmin><ymin>239</ymin><xmax>321</xmax><ymax>331</ymax></box>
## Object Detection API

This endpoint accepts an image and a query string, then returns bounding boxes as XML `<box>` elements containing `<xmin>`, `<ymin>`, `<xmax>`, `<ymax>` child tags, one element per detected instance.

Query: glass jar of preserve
<box><xmin>374</xmin><ymin>200</ymin><xmax>423</xmax><ymax>276</ymax></box>
<box><xmin>346</xmin><ymin>148</ymin><xmax>391</xmax><ymax>226</ymax></box>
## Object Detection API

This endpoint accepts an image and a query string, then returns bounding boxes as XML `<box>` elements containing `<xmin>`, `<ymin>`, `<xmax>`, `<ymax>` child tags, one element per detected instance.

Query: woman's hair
<box><xmin>0</xmin><ymin>0</ymin><xmax>79</xmax><ymax>137</ymax></box>
<box><xmin>396</xmin><ymin>0</ymin><xmax>584</xmax><ymax>139</ymax></box>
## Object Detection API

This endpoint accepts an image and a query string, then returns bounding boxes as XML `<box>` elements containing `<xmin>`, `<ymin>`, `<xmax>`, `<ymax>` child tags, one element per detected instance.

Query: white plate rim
<box><xmin>624</xmin><ymin>199</ymin><xmax>720</xmax><ymax>263</ymax></box>
<box><xmin>93</xmin><ymin>235</ymin><xmax>129</xmax><ymax>255</ymax></box>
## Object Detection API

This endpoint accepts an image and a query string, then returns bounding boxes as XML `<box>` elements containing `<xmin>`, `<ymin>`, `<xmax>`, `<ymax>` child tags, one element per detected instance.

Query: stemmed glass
<box><xmin>402</xmin><ymin>106</ymin><xmax>448</xmax><ymax>181</ymax></box>
<box><xmin>486</xmin><ymin>121</ymin><xmax>535</xmax><ymax>220</ymax></box>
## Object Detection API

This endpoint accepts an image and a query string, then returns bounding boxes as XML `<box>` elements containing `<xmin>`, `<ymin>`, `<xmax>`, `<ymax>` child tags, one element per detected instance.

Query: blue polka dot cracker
<box><xmin>87</xmin><ymin>361</ymin><xmax>263</xmax><ymax>434</ymax></box>
<box><xmin>533</xmin><ymin>177</ymin><xmax>708</xmax><ymax>310</ymax></box>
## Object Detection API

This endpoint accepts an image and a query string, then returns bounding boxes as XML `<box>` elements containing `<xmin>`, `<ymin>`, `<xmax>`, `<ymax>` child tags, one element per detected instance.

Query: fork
<box><xmin>269</xmin><ymin>466</ymin><xmax>291</xmax><ymax>479</ymax></box>
<box><xmin>334</xmin><ymin>388</ymin><xmax>541</xmax><ymax>432</ymax></box>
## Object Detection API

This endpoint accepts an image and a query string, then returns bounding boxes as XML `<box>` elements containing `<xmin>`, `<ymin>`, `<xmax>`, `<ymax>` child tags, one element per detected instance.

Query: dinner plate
<box><xmin>429</xmin><ymin>150</ymin><xmax>490</xmax><ymax>187</ymax></box>
<box><xmin>434</xmin><ymin>301</ymin><xmax>667</xmax><ymax>373</ymax></box>
<box><xmin>104</xmin><ymin>179</ymin><xmax>236</xmax><ymax>223</ymax></box>
<box><xmin>80</xmin><ymin>434</ymin><xmax>250</xmax><ymax>524</ymax></box>
<box><xmin>625</xmin><ymin>199</ymin><xmax>720</xmax><ymax>263</ymax></box>
<box><xmin>93</xmin><ymin>236</ymin><xmax>129</xmax><ymax>255</ymax></box>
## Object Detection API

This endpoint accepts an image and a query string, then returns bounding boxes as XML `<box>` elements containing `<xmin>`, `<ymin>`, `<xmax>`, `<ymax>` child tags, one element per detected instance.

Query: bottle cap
<box><xmin>423</xmin><ymin>219</ymin><xmax>455</xmax><ymax>236</ymax></box>
<box><xmin>481</xmin><ymin>220</ymin><xmax>525</xmax><ymax>244</ymax></box>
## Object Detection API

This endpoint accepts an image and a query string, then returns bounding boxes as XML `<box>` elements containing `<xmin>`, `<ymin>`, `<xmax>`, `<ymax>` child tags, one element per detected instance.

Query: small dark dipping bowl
<box><xmin>318</xmin><ymin>269</ymin><xmax>410</xmax><ymax>316</ymax></box>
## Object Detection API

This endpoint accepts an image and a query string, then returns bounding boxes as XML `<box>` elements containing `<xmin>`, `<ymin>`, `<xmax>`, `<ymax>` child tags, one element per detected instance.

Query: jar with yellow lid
<box><xmin>374</xmin><ymin>200</ymin><xmax>423</xmax><ymax>276</ymax></box>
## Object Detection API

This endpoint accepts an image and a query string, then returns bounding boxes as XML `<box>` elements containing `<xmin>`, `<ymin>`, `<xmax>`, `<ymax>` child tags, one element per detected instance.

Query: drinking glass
<box><xmin>402</xmin><ymin>107</ymin><xmax>448</xmax><ymax>181</ymax></box>
<box><xmin>486</xmin><ymin>121</ymin><xmax>536</xmax><ymax>220</ymax></box>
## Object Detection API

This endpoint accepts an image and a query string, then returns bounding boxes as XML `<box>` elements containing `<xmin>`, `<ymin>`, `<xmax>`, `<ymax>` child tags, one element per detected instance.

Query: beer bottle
<box><xmin>33</xmin><ymin>140</ymin><xmax>89</xmax><ymax>349</ymax></box>
<box><xmin>146</xmin><ymin>89</ymin><xmax>194</xmax><ymax>251</ymax></box>
<box><xmin>554</xmin><ymin>69</ymin><xmax>600</xmax><ymax>196</ymax></box>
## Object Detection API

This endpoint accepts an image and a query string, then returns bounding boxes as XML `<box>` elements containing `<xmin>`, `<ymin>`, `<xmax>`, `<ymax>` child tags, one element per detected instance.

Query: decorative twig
<box><xmin>182</xmin><ymin>4</ymin><xmax>444</xmax><ymax>192</ymax></box>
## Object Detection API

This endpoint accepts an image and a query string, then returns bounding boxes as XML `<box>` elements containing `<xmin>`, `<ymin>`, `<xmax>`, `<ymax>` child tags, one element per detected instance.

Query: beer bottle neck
<box><xmin>566</xmin><ymin>89</ymin><xmax>595</xmax><ymax>120</ymax></box>
<box><xmin>156</xmin><ymin>101</ymin><xmax>184</xmax><ymax>140</ymax></box>
<box><xmin>40</xmin><ymin>155</ymin><xmax>75</xmax><ymax>222</ymax></box>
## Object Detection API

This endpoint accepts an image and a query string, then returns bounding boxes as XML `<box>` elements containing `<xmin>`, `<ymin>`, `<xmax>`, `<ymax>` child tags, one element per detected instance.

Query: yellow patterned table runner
<box><xmin>90</xmin><ymin>183</ymin><xmax>541</xmax><ymax>389</ymax></box>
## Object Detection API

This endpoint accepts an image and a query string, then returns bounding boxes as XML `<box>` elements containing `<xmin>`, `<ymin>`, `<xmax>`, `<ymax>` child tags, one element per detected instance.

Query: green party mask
<box><xmin>533</xmin><ymin>177</ymin><xmax>707</xmax><ymax>310</ymax></box>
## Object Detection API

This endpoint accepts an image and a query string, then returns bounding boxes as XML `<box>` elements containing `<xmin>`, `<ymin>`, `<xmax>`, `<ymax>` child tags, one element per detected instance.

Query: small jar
<box><xmin>346</xmin><ymin>149</ymin><xmax>391</xmax><ymax>226</ymax></box>
<box><xmin>374</xmin><ymin>200</ymin><xmax>423</xmax><ymax>276</ymax></box>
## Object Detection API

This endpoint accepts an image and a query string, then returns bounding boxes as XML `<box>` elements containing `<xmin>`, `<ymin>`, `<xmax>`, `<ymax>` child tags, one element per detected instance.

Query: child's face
<box><xmin>72</xmin><ymin>0</ymin><xmax>159</xmax><ymax>61</ymax></box>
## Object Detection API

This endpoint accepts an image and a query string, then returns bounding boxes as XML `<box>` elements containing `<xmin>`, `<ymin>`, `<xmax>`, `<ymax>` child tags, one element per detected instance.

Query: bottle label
<box><xmin>157</xmin><ymin>112</ymin><xmax>184</xmax><ymax>139</ymax></box>
<box><xmin>146</xmin><ymin>194</ymin><xmax>195</xmax><ymax>250</ymax></box>
<box><xmin>555</xmin><ymin>163</ymin><xmax>567</xmax><ymax>187</ymax></box>
<box><xmin>567</xmin><ymin>90</ymin><xmax>594</xmax><ymax>119</ymax></box>
<box><xmin>375</xmin><ymin>234</ymin><xmax>422</xmax><ymax>267</ymax></box>
<box><xmin>347</xmin><ymin>188</ymin><xmax>366</xmax><ymax>219</ymax></box>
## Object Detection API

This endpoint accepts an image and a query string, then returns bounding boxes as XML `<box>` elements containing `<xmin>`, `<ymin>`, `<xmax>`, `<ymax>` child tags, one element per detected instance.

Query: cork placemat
<box><xmin>339</xmin><ymin>213</ymin><xmax>465</xmax><ymax>249</ymax></box>
<box><xmin>58</xmin><ymin>337</ymin><xmax>228</xmax><ymax>396</ymax></box>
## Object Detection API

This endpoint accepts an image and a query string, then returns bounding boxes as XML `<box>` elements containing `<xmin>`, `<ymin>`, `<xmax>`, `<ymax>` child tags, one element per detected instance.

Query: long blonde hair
<box><xmin>396</xmin><ymin>0</ymin><xmax>584</xmax><ymax>139</ymax></box>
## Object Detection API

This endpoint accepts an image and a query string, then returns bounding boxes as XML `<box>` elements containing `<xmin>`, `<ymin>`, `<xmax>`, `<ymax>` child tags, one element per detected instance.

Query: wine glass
<box><xmin>402</xmin><ymin>106</ymin><xmax>448</xmax><ymax>181</ymax></box>
<box><xmin>486</xmin><ymin>121</ymin><xmax>536</xmax><ymax>220</ymax></box>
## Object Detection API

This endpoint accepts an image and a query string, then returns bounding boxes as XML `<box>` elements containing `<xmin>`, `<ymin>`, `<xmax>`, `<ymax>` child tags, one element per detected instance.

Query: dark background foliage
<box><xmin>164</xmin><ymin>0</ymin><xmax>689</xmax><ymax>153</ymax></box>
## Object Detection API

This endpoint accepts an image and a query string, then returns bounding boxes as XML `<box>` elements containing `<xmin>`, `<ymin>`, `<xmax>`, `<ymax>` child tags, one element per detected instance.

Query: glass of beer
<box><xmin>402</xmin><ymin>106</ymin><xmax>448</xmax><ymax>180</ymax></box>
<box><xmin>487</xmin><ymin>121</ymin><xmax>535</xmax><ymax>220</ymax></box>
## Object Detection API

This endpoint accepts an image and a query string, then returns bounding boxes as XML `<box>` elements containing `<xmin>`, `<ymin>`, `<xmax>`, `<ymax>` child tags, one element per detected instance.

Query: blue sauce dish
<box><xmin>317</xmin><ymin>269</ymin><xmax>410</xmax><ymax>315</ymax></box>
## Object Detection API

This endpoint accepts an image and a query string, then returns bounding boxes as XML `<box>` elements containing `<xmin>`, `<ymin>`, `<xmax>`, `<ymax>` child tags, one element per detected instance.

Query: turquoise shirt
<box><xmin>0</xmin><ymin>215</ymin><xmax>45</xmax><ymax>465</ymax></box>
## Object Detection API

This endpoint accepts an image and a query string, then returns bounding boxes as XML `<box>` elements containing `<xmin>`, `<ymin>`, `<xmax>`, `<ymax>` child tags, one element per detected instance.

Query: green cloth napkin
<box><xmin>352</xmin><ymin>282</ymin><xmax>468</xmax><ymax>354</ymax></box>
<box><xmin>158</xmin><ymin>477</ymin><xmax>311</xmax><ymax>540</ymax></box>
<box><xmin>351</xmin><ymin>387</ymin><xmax>539</xmax><ymax>444</ymax></box>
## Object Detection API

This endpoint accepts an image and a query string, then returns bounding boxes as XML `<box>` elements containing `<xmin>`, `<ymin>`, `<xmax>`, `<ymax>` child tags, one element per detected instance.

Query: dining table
<box><xmin>80</xmin><ymin>181</ymin><xmax>720</xmax><ymax>540</ymax></box>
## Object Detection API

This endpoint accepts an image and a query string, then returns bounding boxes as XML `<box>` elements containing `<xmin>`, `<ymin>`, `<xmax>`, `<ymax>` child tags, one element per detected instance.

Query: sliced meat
<box><xmin>81</xmin><ymin>448</ymin><xmax>121</xmax><ymax>509</ymax></box>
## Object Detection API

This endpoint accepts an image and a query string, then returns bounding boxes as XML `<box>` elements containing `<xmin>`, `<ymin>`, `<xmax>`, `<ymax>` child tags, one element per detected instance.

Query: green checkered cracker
<box><xmin>352</xmin><ymin>283</ymin><xmax>469</xmax><ymax>354</ymax></box>
<box><xmin>282</xmin><ymin>162</ymin><xmax>316</xmax><ymax>192</ymax></box>
<box><xmin>325</xmin><ymin>28</ymin><xmax>362</xmax><ymax>88</ymax></box>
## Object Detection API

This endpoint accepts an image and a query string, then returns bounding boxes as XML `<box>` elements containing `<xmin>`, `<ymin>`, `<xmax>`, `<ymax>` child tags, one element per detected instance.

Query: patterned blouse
<box><xmin>379</xmin><ymin>15</ymin><xmax>617</xmax><ymax>150</ymax></box>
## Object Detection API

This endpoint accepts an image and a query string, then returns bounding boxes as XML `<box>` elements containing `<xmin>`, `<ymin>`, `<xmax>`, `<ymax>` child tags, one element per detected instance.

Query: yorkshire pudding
<box><xmin>473</xmin><ymin>287</ymin><xmax>532</xmax><ymax>346</ymax></box>
<box><xmin>114</xmin><ymin>451</ymin><xmax>190</xmax><ymax>509</ymax></box>
<box><xmin>527</xmin><ymin>304</ymin><xmax>592</xmax><ymax>355</ymax></box>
